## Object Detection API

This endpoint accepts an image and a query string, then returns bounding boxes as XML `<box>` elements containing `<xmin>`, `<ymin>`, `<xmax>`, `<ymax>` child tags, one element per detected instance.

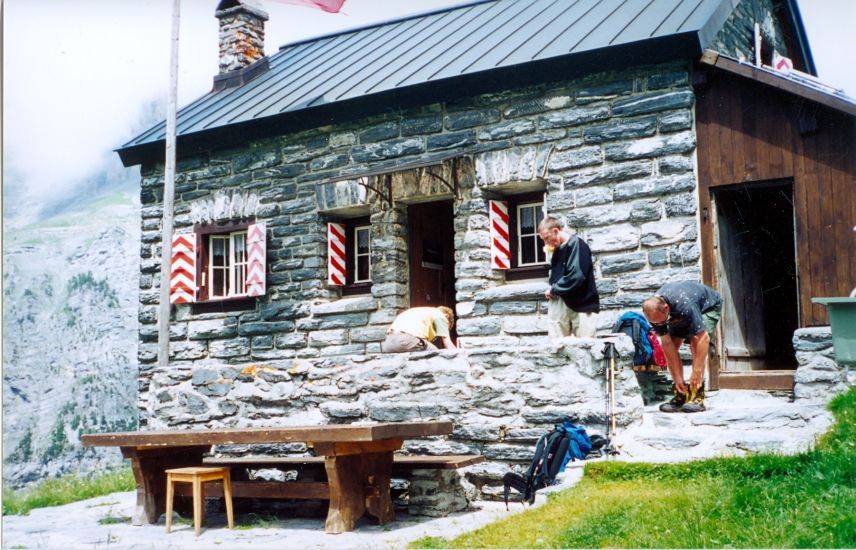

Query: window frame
<box><xmin>506</xmin><ymin>191</ymin><xmax>550</xmax><ymax>282</ymax></box>
<box><xmin>193</xmin><ymin>218</ymin><xmax>256</xmax><ymax>313</ymax></box>
<box><xmin>342</xmin><ymin>216</ymin><xmax>373</xmax><ymax>296</ymax></box>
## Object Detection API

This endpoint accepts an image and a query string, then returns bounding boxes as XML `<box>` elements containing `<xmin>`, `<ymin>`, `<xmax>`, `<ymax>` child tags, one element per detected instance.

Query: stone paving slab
<box><xmin>2</xmin><ymin>390</ymin><xmax>833</xmax><ymax>549</ymax></box>
<box><xmin>0</xmin><ymin>491</ymin><xmax>528</xmax><ymax>549</ymax></box>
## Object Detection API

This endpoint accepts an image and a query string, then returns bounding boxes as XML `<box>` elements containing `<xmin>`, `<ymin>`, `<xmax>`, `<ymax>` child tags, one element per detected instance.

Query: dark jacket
<box><xmin>548</xmin><ymin>235</ymin><xmax>600</xmax><ymax>313</ymax></box>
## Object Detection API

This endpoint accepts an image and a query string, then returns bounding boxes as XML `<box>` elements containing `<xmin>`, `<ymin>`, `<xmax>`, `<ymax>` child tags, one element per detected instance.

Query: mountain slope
<box><xmin>3</xmin><ymin>190</ymin><xmax>141</xmax><ymax>486</ymax></box>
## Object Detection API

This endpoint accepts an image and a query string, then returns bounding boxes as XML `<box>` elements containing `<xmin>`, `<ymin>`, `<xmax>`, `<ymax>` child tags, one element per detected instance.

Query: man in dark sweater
<box><xmin>643</xmin><ymin>281</ymin><xmax>721</xmax><ymax>413</ymax></box>
<box><xmin>538</xmin><ymin>217</ymin><xmax>600</xmax><ymax>338</ymax></box>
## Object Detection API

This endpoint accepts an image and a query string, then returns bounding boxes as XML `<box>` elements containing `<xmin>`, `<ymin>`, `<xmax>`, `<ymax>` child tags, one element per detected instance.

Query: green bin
<box><xmin>812</xmin><ymin>297</ymin><xmax>856</xmax><ymax>365</ymax></box>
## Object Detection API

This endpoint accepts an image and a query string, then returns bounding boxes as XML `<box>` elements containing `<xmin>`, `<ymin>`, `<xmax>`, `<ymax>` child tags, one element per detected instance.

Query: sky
<box><xmin>3</xmin><ymin>0</ymin><xmax>855</xmax><ymax>211</ymax></box>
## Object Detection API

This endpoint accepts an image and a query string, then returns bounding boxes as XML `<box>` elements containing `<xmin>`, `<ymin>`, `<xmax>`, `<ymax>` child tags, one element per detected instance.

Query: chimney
<box><xmin>215</xmin><ymin>0</ymin><xmax>269</xmax><ymax>75</ymax></box>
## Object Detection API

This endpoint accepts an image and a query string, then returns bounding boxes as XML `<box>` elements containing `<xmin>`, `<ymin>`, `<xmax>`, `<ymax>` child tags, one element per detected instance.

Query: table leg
<box><xmin>121</xmin><ymin>446</ymin><xmax>209</xmax><ymax>526</ymax></box>
<box><xmin>363</xmin><ymin>451</ymin><xmax>394</xmax><ymax>524</ymax></box>
<box><xmin>324</xmin><ymin>453</ymin><xmax>366</xmax><ymax>534</ymax></box>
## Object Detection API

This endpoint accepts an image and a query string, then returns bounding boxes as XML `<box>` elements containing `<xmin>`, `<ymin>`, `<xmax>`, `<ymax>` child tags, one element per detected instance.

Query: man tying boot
<box><xmin>642</xmin><ymin>281</ymin><xmax>721</xmax><ymax>413</ymax></box>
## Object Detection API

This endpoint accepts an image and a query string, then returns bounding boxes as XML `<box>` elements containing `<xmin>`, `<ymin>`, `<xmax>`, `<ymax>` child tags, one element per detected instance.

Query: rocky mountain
<box><xmin>3</xmin><ymin>185</ymin><xmax>142</xmax><ymax>487</ymax></box>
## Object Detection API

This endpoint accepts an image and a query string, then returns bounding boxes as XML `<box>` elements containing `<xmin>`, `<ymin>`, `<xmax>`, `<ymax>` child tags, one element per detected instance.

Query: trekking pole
<box><xmin>602</xmin><ymin>341</ymin><xmax>620</xmax><ymax>456</ymax></box>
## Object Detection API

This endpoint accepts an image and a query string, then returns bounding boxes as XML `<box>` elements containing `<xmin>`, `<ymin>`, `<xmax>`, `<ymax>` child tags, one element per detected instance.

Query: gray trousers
<box><xmin>381</xmin><ymin>331</ymin><xmax>438</xmax><ymax>353</ymax></box>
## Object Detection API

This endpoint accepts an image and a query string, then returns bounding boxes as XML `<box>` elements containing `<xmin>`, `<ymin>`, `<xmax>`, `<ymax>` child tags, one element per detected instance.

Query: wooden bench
<box><xmin>195</xmin><ymin>454</ymin><xmax>484</xmax><ymax>501</ymax></box>
<box><xmin>195</xmin><ymin>455</ymin><xmax>485</xmax><ymax>513</ymax></box>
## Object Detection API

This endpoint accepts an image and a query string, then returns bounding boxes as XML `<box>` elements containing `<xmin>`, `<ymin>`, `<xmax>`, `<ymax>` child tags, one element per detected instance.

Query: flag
<box><xmin>267</xmin><ymin>0</ymin><xmax>345</xmax><ymax>13</ymax></box>
<box><xmin>772</xmin><ymin>50</ymin><xmax>793</xmax><ymax>73</ymax></box>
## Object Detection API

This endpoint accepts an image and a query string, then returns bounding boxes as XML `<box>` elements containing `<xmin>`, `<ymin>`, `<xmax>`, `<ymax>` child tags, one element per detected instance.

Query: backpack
<box><xmin>503</xmin><ymin>421</ymin><xmax>592</xmax><ymax>508</ymax></box>
<box><xmin>612</xmin><ymin>312</ymin><xmax>665</xmax><ymax>369</ymax></box>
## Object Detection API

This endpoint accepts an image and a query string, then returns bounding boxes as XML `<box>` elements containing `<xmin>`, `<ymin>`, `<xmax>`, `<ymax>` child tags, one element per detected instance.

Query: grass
<box><xmin>234</xmin><ymin>513</ymin><xmax>282</xmax><ymax>530</ymax></box>
<box><xmin>97</xmin><ymin>515</ymin><xmax>131</xmax><ymax>525</ymax></box>
<box><xmin>2</xmin><ymin>467</ymin><xmax>136</xmax><ymax>516</ymax></box>
<box><xmin>412</xmin><ymin>388</ymin><xmax>856</xmax><ymax>548</ymax></box>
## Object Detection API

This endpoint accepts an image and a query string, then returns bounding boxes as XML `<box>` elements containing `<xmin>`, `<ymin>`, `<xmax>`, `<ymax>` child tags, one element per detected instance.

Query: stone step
<box><xmin>611</xmin><ymin>389</ymin><xmax>833</xmax><ymax>462</ymax></box>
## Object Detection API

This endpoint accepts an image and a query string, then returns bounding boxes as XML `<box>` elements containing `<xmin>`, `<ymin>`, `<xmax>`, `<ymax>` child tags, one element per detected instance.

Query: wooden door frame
<box><xmin>700</xmin><ymin>179</ymin><xmax>800</xmax><ymax>390</ymax></box>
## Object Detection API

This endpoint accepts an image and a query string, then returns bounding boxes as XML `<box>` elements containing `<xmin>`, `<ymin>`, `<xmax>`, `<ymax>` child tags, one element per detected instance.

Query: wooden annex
<box><xmin>695</xmin><ymin>51</ymin><xmax>856</xmax><ymax>389</ymax></box>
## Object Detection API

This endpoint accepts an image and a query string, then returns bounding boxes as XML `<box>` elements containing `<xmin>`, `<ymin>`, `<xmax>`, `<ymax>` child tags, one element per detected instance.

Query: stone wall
<box><xmin>709</xmin><ymin>0</ymin><xmax>788</xmax><ymax>62</ymax></box>
<box><xmin>793</xmin><ymin>327</ymin><xmax>855</xmax><ymax>400</ymax></box>
<box><xmin>143</xmin><ymin>338</ymin><xmax>641</xmax><ymax>499</ymax></box>
<box><xmin>137</xmin><ymin>61</ymin><xmax>701</xmax><ymax>403</ymax></box>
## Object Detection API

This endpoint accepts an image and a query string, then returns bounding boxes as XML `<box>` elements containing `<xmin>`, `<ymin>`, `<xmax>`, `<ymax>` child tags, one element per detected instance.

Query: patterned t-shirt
<box><xmin>652</xmin><ymin>281</ymin><xmax>721</xmax><ymax>339</ymax></box>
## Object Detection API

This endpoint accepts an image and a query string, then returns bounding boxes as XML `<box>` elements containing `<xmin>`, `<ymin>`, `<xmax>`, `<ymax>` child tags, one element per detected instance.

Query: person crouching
<box><xmin>381</xmin><ymin>306</ymin><xmax>457</xmax><ymax>352</ymax></box>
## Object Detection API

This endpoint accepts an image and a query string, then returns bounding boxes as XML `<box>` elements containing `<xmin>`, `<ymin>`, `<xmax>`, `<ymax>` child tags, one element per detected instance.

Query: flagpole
<box><xmin>158</xmin><ymin>0</ymin><xmax>181</xmax><ymax>367</ymax></box>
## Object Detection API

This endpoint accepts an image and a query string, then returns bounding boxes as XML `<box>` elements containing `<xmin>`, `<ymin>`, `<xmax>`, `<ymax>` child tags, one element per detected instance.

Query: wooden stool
<box><xmin>165</xmin><ymin>466</ymin><xmax>234</xmax><ymax>536</ymax></box>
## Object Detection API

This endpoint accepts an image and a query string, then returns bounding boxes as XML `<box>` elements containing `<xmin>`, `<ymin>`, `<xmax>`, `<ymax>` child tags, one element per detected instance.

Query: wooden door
<box><xmin>408</xmin><ymin>201</ymin><xmax>455</xmax><ymax>310</ymax></box>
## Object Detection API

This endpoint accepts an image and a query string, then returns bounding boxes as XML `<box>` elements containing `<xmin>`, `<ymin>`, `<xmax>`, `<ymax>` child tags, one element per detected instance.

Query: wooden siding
<box><xmin>695</xmin><ymin>68</ymin><xmax>856</xmax><ymax>327</ymax></box>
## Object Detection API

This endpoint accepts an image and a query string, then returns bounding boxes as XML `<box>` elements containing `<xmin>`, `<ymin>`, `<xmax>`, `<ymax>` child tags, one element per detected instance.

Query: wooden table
<box><xmin>82</xmin><ymin>421</ymin><xmax>452</xmax><ymax>533</ymax></box>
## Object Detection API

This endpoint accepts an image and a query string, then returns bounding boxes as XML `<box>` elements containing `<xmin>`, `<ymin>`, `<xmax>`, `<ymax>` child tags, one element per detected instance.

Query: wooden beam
<box><xmin>174</xmin><ymin>480</ymin><xmax>330</xmax><ymax>500</ymax></box>
<box><xmin>202</xmin><ymin>454</ymin><xmax>486</xmax><ymax>470</ymax></box>
<box><xmin>717</xmin><ymin>371</ymin><xmax>795</xmax><ymax>390</ymax></box>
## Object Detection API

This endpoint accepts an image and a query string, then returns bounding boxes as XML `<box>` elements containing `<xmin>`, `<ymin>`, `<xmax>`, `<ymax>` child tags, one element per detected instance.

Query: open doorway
<box><xmin>713</xmin><ymin>180</ymin><xmax>799</xmax><ymax>371</ymax></box>
<box><xmin>408</xmin><ymin>200</ymin><xmax>456</xmax><ymax>315</ymax></box>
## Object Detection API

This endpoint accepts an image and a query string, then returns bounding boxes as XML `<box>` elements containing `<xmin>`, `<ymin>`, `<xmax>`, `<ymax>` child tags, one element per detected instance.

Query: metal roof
<box><xmin>120</xmin><ymin>0</ymin><xmax>744</xmax><ymax>163</ymax></box>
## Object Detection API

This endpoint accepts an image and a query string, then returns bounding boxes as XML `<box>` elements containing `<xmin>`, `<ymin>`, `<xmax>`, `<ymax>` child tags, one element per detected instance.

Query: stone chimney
<box><xmin>215</xmin><ymin>0</ymin><xmax>269</xmax><ymax>75</ymax></box>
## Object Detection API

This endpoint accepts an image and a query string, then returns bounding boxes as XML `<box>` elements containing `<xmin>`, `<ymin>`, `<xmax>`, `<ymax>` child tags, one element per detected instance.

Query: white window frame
<box><xmin>208</xmin><ymin>230</ymin><xmax>248</xmax><ymax>299</ymax></box>
<box><xmin>353</xmin><ymin>224</ymin><xmax>372</xmax><ymax>283</ymax></box>
<box><xmin>516</xmin><ymin>201</ymin><xmax>548</xmax><ymax>267</ymax></box>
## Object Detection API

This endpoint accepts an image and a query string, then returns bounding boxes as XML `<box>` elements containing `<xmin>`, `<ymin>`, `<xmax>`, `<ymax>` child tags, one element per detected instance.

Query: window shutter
<box><xmin>170</xmin><ymin>232</ymin><xmax>196</xmax><ymax>303</ymax></box>
<box><xmin>246</xmin><ymin>222</ymin><xmax>267</xmax><ymax>297</ymax></box>
<box><xmin>327</xmin><ymin>222</ymin><xmax>346</xmax><ymax>286</ymax></box>
<box><xmin>489</xmin><ymin>200</ymin><xmax>510</xmax><ymax>270</ymax></box>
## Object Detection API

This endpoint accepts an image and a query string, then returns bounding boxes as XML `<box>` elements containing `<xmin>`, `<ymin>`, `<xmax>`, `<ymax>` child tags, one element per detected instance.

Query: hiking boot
<box><xmin>681</xmin><ymin>383</ymin><xmax>706</xmax><ymax>413</ymax></box>
<box><xmin>658</xmin><ymin>386</ymin><xmax>687</xmax><ymax>413</ymax></box>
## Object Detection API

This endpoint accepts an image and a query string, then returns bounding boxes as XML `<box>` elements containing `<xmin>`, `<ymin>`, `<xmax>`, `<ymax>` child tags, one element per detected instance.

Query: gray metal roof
<box><xmin>121</xmin><ymin>0</ymin><xmax>739</xmax><ymax>159</ymax></box>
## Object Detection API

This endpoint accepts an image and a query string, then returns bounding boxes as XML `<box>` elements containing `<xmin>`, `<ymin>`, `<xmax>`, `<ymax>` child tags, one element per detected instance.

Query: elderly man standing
<box><xmin>381</xmin><ymin>306</ymin><xmax>457</xmax><ymax>353</ymax></box>
<box><xmin>642</xmin><ymin>281</ymin><xmax>721</xmax><ymax>413</ymax></box>
<box><xmin>538</xmin><ymin>216</ymin><xmax>600</xmax><ymax>338</ymax></box>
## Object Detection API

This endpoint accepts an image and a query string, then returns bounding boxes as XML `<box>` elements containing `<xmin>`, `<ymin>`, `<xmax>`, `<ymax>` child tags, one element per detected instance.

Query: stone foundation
<box><xmin>793</xmin><ymin>327</ymin><xmax>855</xmax><ymax>401</ymax></box>
<box><xmin>143</xmin><ymin>338</ymin><xmax>641</xmax><ymax>499</ymax></box>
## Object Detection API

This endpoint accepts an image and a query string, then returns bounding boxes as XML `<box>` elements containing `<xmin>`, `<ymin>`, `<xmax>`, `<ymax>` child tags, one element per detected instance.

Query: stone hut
<box><xmin>117</xmin><ymin>0</ymin><xmax>855</xmax><ymax>499</ymax></box>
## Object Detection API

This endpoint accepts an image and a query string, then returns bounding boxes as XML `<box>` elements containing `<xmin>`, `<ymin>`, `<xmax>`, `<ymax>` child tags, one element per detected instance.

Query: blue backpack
<box><xmin>612</xmin><ymin>312</ymin><xmax>655</xmax><ymax>368</ymax></box>
<box><xmin>503</xmin><ymin>420</ymin><xmax>592</xmax><ymax>507</ymax></box>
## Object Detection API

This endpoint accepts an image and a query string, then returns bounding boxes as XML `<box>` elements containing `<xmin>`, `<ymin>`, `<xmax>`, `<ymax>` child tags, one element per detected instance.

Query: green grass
<box><xmin>234</xmin><ymin>513</ymin><xmax>282</xmax><ymax>530</ymax></box>
<box><xmin>97</xmin><ymin>515</ymin><xmax>131</xmax><ymax>525</ymax></box>
<box><xmin>413</xmin><ymin>388</ymin><xmax>856</xmax><ymax>548</ymax></box>
<box><xmin>2</xmin><ymin>467</ymin><xmax>136</xmax><ymax>516</ymax></box>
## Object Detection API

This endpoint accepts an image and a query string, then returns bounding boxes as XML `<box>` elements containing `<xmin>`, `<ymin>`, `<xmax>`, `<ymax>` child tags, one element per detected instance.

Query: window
<box><xmin>516</xmin><ymin>202</ymin><xmax>547</xmax><ymax>266</ymax></box>
<box><xmin>343</xmin><ymin>217</ymin><xmax>372</xmax><ymax>295</ymax></box>
<box><xmin>208</xmin><ymin>230</ymin><xmax>248</xmax><ymax>299</ymax></box>
<box><xmin>192</xmin><ymin>218</ymin><xmax>260</xmax><ymax>312</ymax></box>
<box><xmin>353</xmin><ymin>224</ymin><xmax>371</xmax><ymax>283</ymax></box>
<box><xmin>507</xmin><ymin>192</ymin><xmax>550</xmax><ymax>281</ymax></box>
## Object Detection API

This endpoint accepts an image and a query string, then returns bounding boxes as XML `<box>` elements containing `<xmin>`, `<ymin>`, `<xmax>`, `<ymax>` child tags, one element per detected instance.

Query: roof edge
<box><xmin>698</xmin><ymin>50</ymin><xmax>856</xmax><ymax>117</ymax></box>
<box><xmin>781</xmin><ymin>0</ymin><xmax>816</xmax><ymax>76</ymax></box>
<box><xmin>275</xmin><ymin>0</ymin><xmax>493</xmax><ymax>52</ymax></box>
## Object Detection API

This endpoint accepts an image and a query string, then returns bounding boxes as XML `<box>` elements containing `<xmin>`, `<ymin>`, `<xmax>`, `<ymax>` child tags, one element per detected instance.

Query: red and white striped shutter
<box><xmin>489</xmin><ymin>200</ymin><xmax>510</xmax><ymax>270</ymax></box>
<box><xmin>327</xmin><ymin>222</ymin><xmax>346</xmax><ymax>286</ymax></box>
<box><xmin>246</xmin><ymin>222</ymin><xmax>267</xmax><ymax>297</ymax></box>
<box><xmin>170</xmin><ymin>232</ymin><xmax>196</xmax><ymax>304</ymax></box>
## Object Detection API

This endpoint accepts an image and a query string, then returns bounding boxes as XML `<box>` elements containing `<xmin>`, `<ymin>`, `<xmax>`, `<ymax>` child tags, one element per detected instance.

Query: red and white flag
<box><xmin>772</xmin><ymin>50</ymin><xmax>793</xmax><ymax>73</ymax></box>
<box><xmin>267</xmin><ymin>0</ymin><xmax>345</xmax><ymax>13</ymax></box>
